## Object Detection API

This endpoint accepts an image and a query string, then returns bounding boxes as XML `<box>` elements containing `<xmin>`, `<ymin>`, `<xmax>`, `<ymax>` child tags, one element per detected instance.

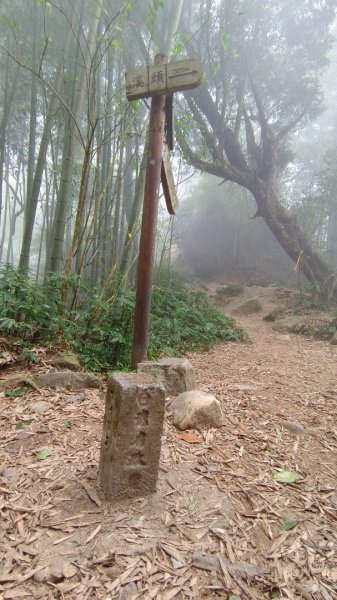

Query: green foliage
<box><xmin>216</xmin><ymin>283</ymin><xmax>244</xmax><ymax>299</ymax></box>
<box><xmin>272</xmin><ymin>470</ymin><xmax>301</xmax><ymax>485</ymax></box>
<box><xmin>19</xmin><ymin>348</ymin><xmax>39</xmax><ymax>365</ymax></box>
<box><xmin>146</xmin><ymin>0</ymin><xmax>164</xmax><ymax>30</ymax></box>
<box><xmin>0</xmin><ymin>13</ymin><xmax>18</xmax><ymax>32</ymax></box>
<box><xmin>317</xmin><ymin>321</ymin><xmax>337</xmax><ymax>340</ymax></box>
<box><xmin>0</xmin><ymin>264</ymin><xmax>64</xmax><ymax>339</ymax></box>
<box><xmin>0</xmin><ymin>265</ymin><xmax>245</xmax><ymax>372</ymax></box>
<box><xmin>150</xmin><ymin>281</ymin><xmax>245</xmax><ymax>358</ymax></box>
<box><xmin>282</xmin><ymin>519</ymin><xmax>298</xmax><ymax>531</ymax></box>
<box><xmin>6</xmin><ymin>387</ymin><xmax>30</xmax><ymax>398</ymax></box>
<box><xmin>290</xmin><ymin>296</ymin><xmax>333</xmax><ymax>315</ymax></box>
<box><xmin>170</xmin><ymin>31</ymin><xmax>190</xmax><ymax>57</ymax></box>
<box><xmin>37</xmin><ymin>447</ymin><xmax>53</xmax><ymax>460</ymax></box>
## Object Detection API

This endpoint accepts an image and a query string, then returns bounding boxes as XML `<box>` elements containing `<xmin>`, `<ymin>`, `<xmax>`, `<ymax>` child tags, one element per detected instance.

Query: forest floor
<box><xmin>1</xmin><ymin>284</ymin><xmax>337</xmax><ymax>600</ymax></box>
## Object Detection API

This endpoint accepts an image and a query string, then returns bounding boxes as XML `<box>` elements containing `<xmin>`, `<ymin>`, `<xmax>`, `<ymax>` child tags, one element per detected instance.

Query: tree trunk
<box><xmin>119</xmin><ymin>147</ymin><xmax>147</xmax><ymax>291</ymax></box>
<box><xmin>19</xmin><ymin>28</ymin><xmax>73</xmax><ymax>271</ymax></box>
<box><xmin>47</xmin><ymin>0</ymin><xmax>103</xmax><ymax>276</ymax></box>
<box><xmin>111</xmin><ymin>139</ymin><xmax>124</xmax><ymax>266</ymax></box>
<box><xmin>0</xmin><ymin>59</ymin><xmax>18</xmax><ymax>226</ymax></box>
<box><xmin>26</xmin><ymin>0</ymin><xmax>38</xmax><ymax>206</ymax></box>
<box><xmin>250</xmin><ymin>178</ymin><xmax>333</xmax><ymax>295</ymax></box>
<box><xmin>179</xmin><ymin>80</ymin><xmax>337</xmax><ymax>302</ymax></box>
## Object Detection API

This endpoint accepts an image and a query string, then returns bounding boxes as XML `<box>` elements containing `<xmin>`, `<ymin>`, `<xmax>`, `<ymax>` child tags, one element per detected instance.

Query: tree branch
<box><xmin>0</xmin><ymin>45</ymin><xmax>85</xmax><ymax>148</ymax></box>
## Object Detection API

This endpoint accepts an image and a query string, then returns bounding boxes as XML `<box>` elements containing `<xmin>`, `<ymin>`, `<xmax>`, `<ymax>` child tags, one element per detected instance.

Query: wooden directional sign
<box><xmin>130</xmin><ymin>53</ymin><xmax>201</xmax><ymax>368</ymax></box>
<box><xmin>161</xmin><ymin>149</ymin><xmax>179</xmax><ymax>215</ymax></box>
<box><xmin>125</xmin><ymin>59</ymin><xmax>204</xmax><ymax>101</ymax></box>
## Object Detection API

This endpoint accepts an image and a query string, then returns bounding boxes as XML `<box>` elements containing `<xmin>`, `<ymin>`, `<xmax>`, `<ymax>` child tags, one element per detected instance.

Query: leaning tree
<box><xmin>177</xmin><ymin>0</ymin><xmax>337</xmax><ymax>299</ymax></box>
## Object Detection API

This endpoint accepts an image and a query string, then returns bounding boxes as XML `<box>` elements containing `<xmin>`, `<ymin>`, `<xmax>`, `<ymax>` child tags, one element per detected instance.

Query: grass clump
<box><xmin>216</xmin><ymin>283</ymin><xmax>244</xmax><ymax>299</ymax></box>
<box><xmin>150</xmin><ymin>281</ymin><xmax>245</xmax><ymax>357</ymax></box>
<box><xmin>0</xmin><ymin>264</ymin><xmax>246</xmax><ymax>371</ymax></box>
<box><xmin>263</xmin><ymin>305</ymin><xmax>287</xmax><ymax>322</ymax></box>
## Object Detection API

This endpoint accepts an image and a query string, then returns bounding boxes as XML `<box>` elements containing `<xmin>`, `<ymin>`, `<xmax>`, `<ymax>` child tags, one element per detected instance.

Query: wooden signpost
<box><xmin>127</xmin><ymin>54</ymin><xmax>204</xmax><ymax>369</ymax></box>
<box><xmin>161</xmin><ymin>148</ymin><xmax>179</xmax><ymax>215</ymax></box>
<box><xmin>125</xmin><ymin>59</ymin><xmax>203</xmax><ymax>101</ymax></box>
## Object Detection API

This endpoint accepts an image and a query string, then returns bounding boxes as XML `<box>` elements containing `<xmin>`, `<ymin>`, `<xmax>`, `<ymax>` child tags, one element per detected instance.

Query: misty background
<box><xmin>0</xmin><ymin>0</ymin><xmax>336</xmax><ymax>294</ymax></box>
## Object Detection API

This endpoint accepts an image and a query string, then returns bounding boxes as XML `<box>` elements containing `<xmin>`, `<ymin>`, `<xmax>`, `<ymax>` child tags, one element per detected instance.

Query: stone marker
<box><xmin>137</xmin><ymin>357</ymin><xmax>196</xmax><ymax>396</ymax></box>
<box><xmin>99</xmin><ymin>372</ymin><xmax>165</xmax><ymax>502</ymax></box>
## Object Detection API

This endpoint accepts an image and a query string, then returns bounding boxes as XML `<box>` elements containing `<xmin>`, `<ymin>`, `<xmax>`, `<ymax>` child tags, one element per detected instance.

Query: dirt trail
<box><xmin>1</xmin><ymin>288</ymin><xmax>337</xmax><ymax>599</ymax></box>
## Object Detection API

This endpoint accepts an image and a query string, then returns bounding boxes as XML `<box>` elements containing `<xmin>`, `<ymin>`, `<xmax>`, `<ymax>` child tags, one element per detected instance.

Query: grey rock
<box><xmin>34</xmin><ymin>370</ymin><xmax>102</xmax><ymax>390</ymax></box>
<box><xmin>271</xmin><ymin>317</ymin><xmax>298</xmax><ymax>333</ymax></box>
<box><xmin>137</xmin><ymin>357</ymin><xmax>196</xmax><ymax>396</ymax></box>
<box><xmin>279</xmin><ymin>419</ymin><xmax>307</xmax><ymax>437</ymax></box>
<box><xmin>171</xmin><ymin>390</ymin><xmax>222</xmax><ymax>430</ymax></box>
<box><xmin>2</xmin><ymin>467</ymin><xmax>20</xmax><ymax>484</ymax></box>
<box><xmin>230</xmin><ymin>297</ymin><xmax>262</xmax><ymax>315</ymax></box>
<box><xmin>67</xmin><ymin>393</ymin><xmax>86</xmax><ymax>403</ymax></box>
<box><xmin>30</xmin><ymin>400</ymin><xmax>51</xmax><ymax>414</ymax></box>
<box><xmin>47</xmin><ymin>351</ymin><xmax>81</xmax><ymax>371</ymax></box>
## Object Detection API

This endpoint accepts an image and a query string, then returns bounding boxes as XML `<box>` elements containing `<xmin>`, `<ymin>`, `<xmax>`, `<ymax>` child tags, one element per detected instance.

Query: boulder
<box><xmin>47</xmin><ymin>351</ymin><xmax>81</xmax><ymax>371</ymax></box>
<box><xmin>34</xmin><ymin>370</ymin><xmax>101</xmax><ymax>390</ymax></box>
<box><xmin>230</xmin><ymin>297</ymin><xmax>262</xmax><ymax>316</ymax></box>
<box><xmin>271</xmin><ymin>317</ymin><xmax>299</xmax><ymax>333</ymax></box>
<box><xmin>263</xmin><ymin>305</ymin><xmax>286</xmax><ymax>322</ymax></box>
<box><xmin>137</xmin><ymin>357</ymin><xmax>196</xmax><ymax>396</ymax></box>
<box><xmin>171</xmin><ymin>390</ymin><xmax>222</xmax><ymax>430</ymax></box>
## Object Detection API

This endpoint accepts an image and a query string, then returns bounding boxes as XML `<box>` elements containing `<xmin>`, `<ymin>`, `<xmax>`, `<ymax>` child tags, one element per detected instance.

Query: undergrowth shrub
<box><xmin>216</xmin><ymin>283</ymin><xmax>244</xmax><ymax>299</ymax></box>
<box><xmin>0</xmin><ymin>264</ymin><xmax>64</xmax><ymax>338</ymax></box>
<box><xmin>0</xmin><ymin>265</ymin><xmax>245</xmax><ymax>371</ymax></box>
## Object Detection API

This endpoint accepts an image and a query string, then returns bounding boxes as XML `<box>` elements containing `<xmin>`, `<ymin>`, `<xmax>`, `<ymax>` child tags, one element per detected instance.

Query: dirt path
<box><xmin>1</xmin><ymin>296</ymin><xmax>337</xmax><ymax>599</ymax></box>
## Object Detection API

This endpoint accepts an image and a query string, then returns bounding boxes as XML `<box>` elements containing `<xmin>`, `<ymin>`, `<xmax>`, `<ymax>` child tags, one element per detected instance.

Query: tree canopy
<box><xmin>0</xmin><ymin>0</ymin><xmax>336</xmax><ymax>297</ymax></box>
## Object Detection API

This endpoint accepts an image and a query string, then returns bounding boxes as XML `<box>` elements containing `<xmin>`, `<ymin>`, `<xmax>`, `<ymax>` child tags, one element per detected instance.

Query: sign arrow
<box><xmin>168</xmin><ymin>69</ymin><xmax>199</xmax><ymax>79</ymax></box>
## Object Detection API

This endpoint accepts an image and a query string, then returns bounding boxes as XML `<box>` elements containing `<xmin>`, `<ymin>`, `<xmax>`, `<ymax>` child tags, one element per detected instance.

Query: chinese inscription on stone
<box><xmin>99</xmin><ymin>372</ymin><xmax>165</xmax><ymax>501</ymax></box>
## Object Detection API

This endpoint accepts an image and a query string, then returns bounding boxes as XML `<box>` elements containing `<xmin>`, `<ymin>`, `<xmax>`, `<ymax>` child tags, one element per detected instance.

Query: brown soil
<box><xmin>1</xmin><ymin>287</ymin><xmax>337</xmax><ymax>599</ymax></box>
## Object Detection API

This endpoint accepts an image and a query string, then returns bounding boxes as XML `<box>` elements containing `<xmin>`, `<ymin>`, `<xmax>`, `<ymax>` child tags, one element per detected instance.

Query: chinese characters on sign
<box><xmin>125</xmin><ymin>59</ymin><xmax>204</xmax><ymax>100</ymax></box>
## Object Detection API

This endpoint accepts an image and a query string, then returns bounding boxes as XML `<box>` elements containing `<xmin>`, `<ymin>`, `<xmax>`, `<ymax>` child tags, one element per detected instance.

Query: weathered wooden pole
<box><xmin>131</xmin><ymin>54</ymin><xmax>168</xmax><ymax>369</ymax></box>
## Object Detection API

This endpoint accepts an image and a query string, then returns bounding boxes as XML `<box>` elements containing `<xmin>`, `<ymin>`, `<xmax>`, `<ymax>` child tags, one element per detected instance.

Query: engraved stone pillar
<box><xmin>99</xmin><ymin>372</ymin><xmax>165</xmax><ymax>502</ymax></box>
<box><xmin>137</xmin><ymin>357</ymin><xmax>196</xmax><ymax>396</ymax></box>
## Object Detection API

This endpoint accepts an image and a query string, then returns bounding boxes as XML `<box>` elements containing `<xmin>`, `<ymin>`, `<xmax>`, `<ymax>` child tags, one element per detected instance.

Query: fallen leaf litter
<box><xmin>0</xmin><ymin>298</ymin><xmax>337</xmax><ymax>599</ymax></box>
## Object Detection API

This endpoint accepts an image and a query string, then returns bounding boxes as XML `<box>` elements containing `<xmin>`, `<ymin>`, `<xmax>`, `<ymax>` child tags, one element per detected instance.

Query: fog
<box><xmin>0</xmin><ymin>0</ymin><xmax>336</xmax><ymax>295</ymax></box>
<box><xmin>173</xmin><ymin>174</ymin><xmax>297</xmax><ymax>286</ymax></box>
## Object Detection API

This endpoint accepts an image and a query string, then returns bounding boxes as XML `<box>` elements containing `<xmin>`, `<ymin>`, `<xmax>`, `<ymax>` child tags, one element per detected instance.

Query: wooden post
<box><xmin>131</xmin><ymin>54</ymin><xmax>168</xmax><ymax>369</ymax></box>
